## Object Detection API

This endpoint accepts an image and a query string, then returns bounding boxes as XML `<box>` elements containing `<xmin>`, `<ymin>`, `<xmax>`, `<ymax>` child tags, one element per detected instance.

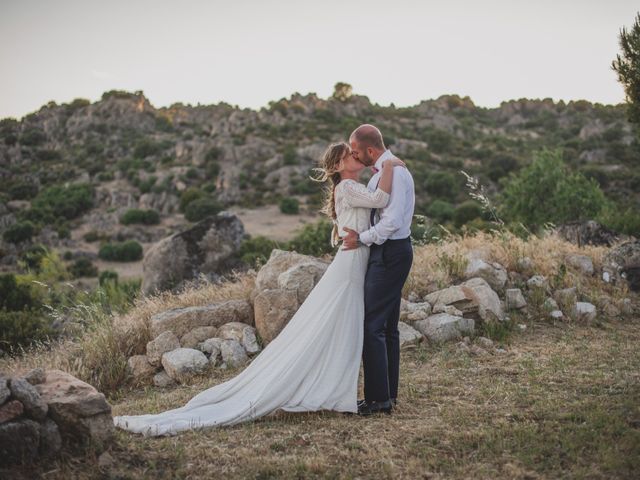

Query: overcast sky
<box><xmin>0</xmin><ymin>0</ymin><xmax>637</xmax><ymax>119</ymax></box>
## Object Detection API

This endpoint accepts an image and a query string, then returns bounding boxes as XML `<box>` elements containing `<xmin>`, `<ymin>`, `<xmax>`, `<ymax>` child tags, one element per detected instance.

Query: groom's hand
<box><xmin>342</xmin><ymin>227</ymin><xmax>359</xmax><ymax>250</ymax></box>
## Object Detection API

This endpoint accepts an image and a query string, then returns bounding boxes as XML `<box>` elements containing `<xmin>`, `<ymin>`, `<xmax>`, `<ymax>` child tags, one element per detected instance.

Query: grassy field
<box><xmin>6</xmin><ymin>317</ymin><xmax>639</xmax><ymax>479</ymax></box>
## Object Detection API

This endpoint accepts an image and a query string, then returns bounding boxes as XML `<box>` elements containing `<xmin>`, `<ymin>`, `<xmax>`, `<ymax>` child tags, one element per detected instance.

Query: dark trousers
<box><xmin>363</xmin><ymin>237</ymin><xmax>413</xmax><ymax>402</ymax></box>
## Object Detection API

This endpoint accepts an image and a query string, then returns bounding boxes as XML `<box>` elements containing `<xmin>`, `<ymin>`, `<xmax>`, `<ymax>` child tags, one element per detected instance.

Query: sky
<box><xmin>0</xmin><ymin>0</ymin><xmax>638</xmax><ymax>119</ymax></box>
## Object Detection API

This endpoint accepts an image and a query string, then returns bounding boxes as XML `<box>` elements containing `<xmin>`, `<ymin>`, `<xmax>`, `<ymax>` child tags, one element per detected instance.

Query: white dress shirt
<box><xmin>359</xmin><ymin>149</ymin><xmax>416</xmax><ymax>246</ymax></box>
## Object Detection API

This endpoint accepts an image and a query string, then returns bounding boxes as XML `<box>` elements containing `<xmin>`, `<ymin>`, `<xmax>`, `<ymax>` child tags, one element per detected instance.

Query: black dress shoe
<box><xmin>358</xmin><ymin>398</ymin><xmax>397</xmax><ymax>408</ymax></box>
<box><xmin>357</xmin><ymin>400</ymin><xmax>393</xmax><ymax>416</ymax></box>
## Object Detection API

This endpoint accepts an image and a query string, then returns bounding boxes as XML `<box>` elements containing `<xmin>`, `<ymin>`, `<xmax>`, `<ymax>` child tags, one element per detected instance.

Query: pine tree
<box><xmin>612</xmin><ymin>13</ymin><xmax>640</xmax><ymax>125</ymax></box>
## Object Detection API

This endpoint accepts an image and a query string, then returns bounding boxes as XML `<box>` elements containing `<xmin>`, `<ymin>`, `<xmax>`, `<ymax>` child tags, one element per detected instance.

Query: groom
<box><xmin>343</xmin><ymin>124</ymin><xmax>415</xmax><ymax>416</ymax></box>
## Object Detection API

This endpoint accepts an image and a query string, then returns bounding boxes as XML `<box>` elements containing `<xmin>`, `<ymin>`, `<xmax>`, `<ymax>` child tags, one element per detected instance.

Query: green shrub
<box><xmin>288</xmin><ymin>220</ymin><xmax>335</xmax><ymax>256</ymax></box>
<box><xmin>0</xmin><ymin>309</ymin><xmax>53</xmax><ymax>351</ymax></box>
<box><xmin>239</xmin><ymin>236</ymin><xmax>279</xmax><ymax>266</ymax></box>
<box><xmin>453</xmin><ymin>200</ymin><xmax>483</xmax><ymax>227</ymax></box>
<box><xmin>426</xmin><ymin>171</ymin><xmax>461</xmax><ymax>201</ymax></box>
<box><xmin>98</xmin><ymin>240</ymin><xmax>143</xmax><ymax>262</ymax></box>
<box><xmin>283</xmin><ymin>146</ymin><xmax>297</xmax><ymax>165</ymax></box>
<box><xmin>3</xmin><ymin>221</ymin><xmax>36</xmax><ymax>244</ymax></box>
<box><xmin>500</xmin><ymin>150</ymin><xmax>606</xmax><ymax>230</ymax></box>
<box><xmin>184</xmin><ymin>197</ymin><xmax>223</xmax><ymax>222</ymax></box>
<box><xmin>99</xmin><ymin>270</ymin><xmax>119</xmax><ymax>286</ymax></box>
<box><xmin>120</xmin><ymin>208</ymin><xmax>161</xmax><ymax>225</ymax></box>
<box><xmin>8</xmin><ymin>182</ymin><xmax>38</xmax><ymax>200</ymax></box>
<box><xmin>0</xmin><ymin>274</ymin><xmax>36</xmax><ymax>311</ymax></box>
<box><xmin>426</xmin><ymin>200</ymin><xmax>455</xmax><ymax>223</ymax></box>
<box><xmin>279</xmin><ymin>197</ymin><xmax>300</xmax><ymax>214</ymax></box>
<box><xmin>31</xmin><ymin>183</ymin><xmax>94</xmax><ymax>220</ymax></box>
<box><xmin>179</xmin><ymin>187</ymin><xmax>205</xmax><ymax>212</ymax></box>
<box><xmin>133</xmin><ymin>138</ymin><xmax>162</xmax><ymax>158</ymax></box>
<box><xmin>18</xmin><ymin>245</ymin><xmax>48</xmax><ymax>271</ymax></box>
<box><xmin>20</xmin><ymin>128</ymin><xmax>47</xmax><ymax>146</ymax></box>
<box><xmin>69</xmin><ymin>257</ymin><xmax>99</xmax><ymax>278</ymax></box>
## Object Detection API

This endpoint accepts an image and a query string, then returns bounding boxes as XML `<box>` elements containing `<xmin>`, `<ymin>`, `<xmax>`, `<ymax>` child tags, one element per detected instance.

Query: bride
<box><xmin>113</xmin><ymin>142</ymin><xmax>405</xmax><ymax>436</ymax></box>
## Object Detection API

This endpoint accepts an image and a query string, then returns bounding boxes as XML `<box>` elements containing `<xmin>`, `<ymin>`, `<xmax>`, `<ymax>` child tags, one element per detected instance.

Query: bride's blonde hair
<box><xmin>311</xmin><ymin>142</ymin><xmax>350</xmax><ymax>246</ymax></box>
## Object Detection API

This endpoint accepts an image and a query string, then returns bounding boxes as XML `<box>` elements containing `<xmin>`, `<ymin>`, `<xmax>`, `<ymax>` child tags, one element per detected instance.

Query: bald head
<box><xmin>350</xmin><ymin>124</ymin><xmax>385</xmax><ymax>151</ymax></box>
<box><xmin>349</xmin><ymin>124</ymin><xmax>386</xmax><ymax>167</ymax></box>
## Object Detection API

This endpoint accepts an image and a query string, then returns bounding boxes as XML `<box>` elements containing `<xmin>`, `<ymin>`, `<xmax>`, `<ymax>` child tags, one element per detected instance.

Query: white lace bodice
<box><xmin>334</xmin><ymin>179</ymin><xmax>390</xmax><ymax>243</ymax></box>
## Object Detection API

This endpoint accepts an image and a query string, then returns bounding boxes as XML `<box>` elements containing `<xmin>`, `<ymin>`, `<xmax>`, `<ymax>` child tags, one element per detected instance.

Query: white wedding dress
<box><xmin>113</xmin><ymin>179</ymin><xmax>390</xmax><ymax>436</ymax></box>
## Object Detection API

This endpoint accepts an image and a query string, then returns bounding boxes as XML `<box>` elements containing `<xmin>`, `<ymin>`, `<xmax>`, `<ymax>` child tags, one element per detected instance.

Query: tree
<box><xmin>332</xmin><ymin>82</ymin><xmax>353</xmax><ymax>102</ymax></box>
<box><xmin>612</xmin><ymin>13</ymin><xmax>640</xmax><ymax>125</ymax></box>
<box><xmin>499</xmin><ymin>150</ymin><xmax>605</xmax><ymax>230</ymax></box>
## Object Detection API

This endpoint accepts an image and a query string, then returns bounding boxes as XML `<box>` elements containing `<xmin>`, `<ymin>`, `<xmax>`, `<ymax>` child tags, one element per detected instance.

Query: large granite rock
<box><xmin>565</xmin><ymin>254</ymin><xmax>594</xmax><ymax>276</ymax></box>
<box><xmin>150</xmin><ymin>299</ymin><xmax>253</xmax><ymax>338</ymax></box>
<box><xmin>253</xmin><ymin>289</ymin><xmax>300</xmax><ymax>343</ymax></box>
<box><xmin>0</xmin><ymin>419</ymin><xmax>40</xmax><ymax>462</ymax></box>
<box><xmin>218</xmin><ymin>322</ymin><xmax>261</xmax><ymax>354</ymax></box>
<box><xmin>142</xmin><ymin>212</ymin><xmax>245</xmax><ymax>295</ymax></box>
<box><xmin>398</xmin><ymin>322</ymin><xmax>424</xmax><ymax>347</ymax></box>
<box><xmin>35</xmin><ymin>370</ymin><xmax>113</xmax><ymax>449</ymax></box>
<box><xmin>554</xmin><ymin>220</ymin><xmax>624</xmax><ymax>247</ymax></box>
<box><xmin>146</xmin><ymin>330</ymin><xmax>181</xmax><ymax>366</ymax></box>
<box><xmin>602</xmin><ymin>240</ymin><xmax>640</xmax><ymax>292</ymax></box>
<box><xmin>463</xmin><ymin>257</ymin><xmax>507</xmax><ymax>291</ymax></box>
<box><xmin>414</xmin><ymin>314</ymin><xmax>475</xmax><ymax>342</ymax></box>
<box><xmin>425</xmin><ymin>277</ymin><xmax>504</xmax><ymax>323</ymax></box>
<box><xmin>9</xmin><ymin>378</ymin><xmax>48</xmax><ymax>421</ymax></box>
<box><xmin>220</xmin><ymin>340</ymin><xmax>249</xmax><ymax>368</ymax></box>
<box><xmin>161</xmin><ymin>348</ymin><xmax>209</xmax><ymax>382</ymax></box>
<box><xmin>180</xmin><ymin>326</ymin><xmax>218</xmax><ymax>349</ymax></box>
<box><xmin>127</xmin><ymin>355</ymin><xmax>157</xmax><ymax>381</ymax></box>
<box><xmin>255</xmin><ymin>249</ymin><xmax>329</xmax><ymax>292</ymax></box>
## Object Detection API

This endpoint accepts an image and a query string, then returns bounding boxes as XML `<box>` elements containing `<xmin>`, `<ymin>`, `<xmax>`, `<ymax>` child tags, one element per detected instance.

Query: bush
<box><xmin>184</xmin><ymin>197</ymin><xmax>223</xmax><ymax>222</ymax></box>
<box><xmin>288</xmin><ymin>220</ymin><xmax>335</xmax><ymax>256</ymax></box>
<box><xmin>279</xmin><ymin>197</ymin><xmax>300</xmax><ymax>214</ymax></box>
<box><xmin>179</xmin><ymin>187</ymin><xmax>205</xmax><ymax>212</ymax></box>
<box><xmin>69</xmin><ymin>258</ymin><xmax>99</xmax><ymax>278</ymax></box>
<box><xmin>500</xmin><ymin>150</ymin><xmax>606</xmax><ymax>230</ymax></box>
<box><xmin>8</xmin><ymin>181</ymin><xmax>38</xmax><ymax>200</ymax></box>
<box><xmin>31</xmin><ymin>183</ymin><xmax>94</xmax><ymax>220</ymax></box>
<box><xmin>120</xmin><ymin>208</ymin><xmax>161</xmax><ymax>225</ymax></box>
<box><xmin>98</xmin><ymin>240</ymin><xmax>143</xmax><ymax>262</ymax></box>
<box><xmin>18</xmin><ymin>244</ymin><xmax>48</xmax><ymax>271</ymax></box>
<box><xmin>20</xmin><ymin>128</ymin><xmax>47</xmax><ymax>146</ymax></box>
<box><xmin>0</xmin><ymin>309</ymin><xmax>52</xmax><ymax>351</ymax></box>
<box><xmin>453</xmin><ymin>200</ymin><xmax>483</xmax><ymax>227</ymax></box>
<box><xmin>426</xmin><ymin>200</ymin><xmax>455</xmax><ymax>223</ymax></box>
<box><xmin>425</xmin><ymin>171</ymin><xmax>461</xmax><ymax>201</ymax></box>
<box><xmin>0</xmin><ymin>274</ymin><xmax>36</xmax><ymax>311</ymax></box>
<box><xmin>239</xmin><ymin>236</ymin><xmax>279</xmax><ymax>266</ymax></box>
<box><xmin>3</xmin><ymin>221</ymin><xmax>36</xmax><ymax>244</ymax></box>
<box><xmin>99</xmin><ymin>270</ymin><xmax>119</xmax><ymax>286</ymax></box>
<box><xmin>133</xmin><ymin>138</ymin><xmax>163</xmax><ymax>158</ymax></box>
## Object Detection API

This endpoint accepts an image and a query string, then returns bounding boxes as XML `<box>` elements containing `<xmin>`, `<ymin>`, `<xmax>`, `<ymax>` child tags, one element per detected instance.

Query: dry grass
<box><xmin>4</xmin><ymin>319</ymin><xmax>639</xmax><ymax>479</ymax></box>
<box><xmin>2</xmin><ymin>231</ymin><xmax>639</xmax><ymax>478</ymax></box>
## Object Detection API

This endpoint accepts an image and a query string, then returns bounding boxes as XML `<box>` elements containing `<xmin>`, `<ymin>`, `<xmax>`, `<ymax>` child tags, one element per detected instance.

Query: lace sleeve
<box><xmin>340</xmin><ymin>179</ymin><xmax>390</xmax><ymax>209</ymax></box>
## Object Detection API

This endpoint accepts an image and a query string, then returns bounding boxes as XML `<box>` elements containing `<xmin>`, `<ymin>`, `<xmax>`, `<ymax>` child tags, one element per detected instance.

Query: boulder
<box><xmin>218</xmin><ymin>322</ymin><xmax>261</xmax><ymax>354</ymax></box>
<box><xmin>0</xmin><ymin>400</ymin><xmax>24</xmax><ymax>424</ymax></box>
<box><xmin>161</xmin><ymin>348</ymin><xmax>209</xmax><ymax>382</ymax></box>
<box><xmin>220</xmin><ymin>340</ymin><xmax>249</xmax><ymax>368</ymax></box>
<box><xmin>400</xmin><ymin>301</ymin><xmax>432</xmax><ymax>322</ymax></box>
<box><xmin>554</xmin><ymin>287</ymin><xmax>577</xmax><ymax>308</ymax></box>
<box><xmin>180</xmin><ymin>326</ymin><xmax>218</xmax><ymax>349</ymax></box>
<box><xmin>142</xmin><ymin>212</ymin><xmax>245</xmax><ymax>295</ymax></box>
<box><xmin>461</xmin><ymin>277</ymin><xmax>505</xmax><ymax>322</ymax></box>
<box><xmin>565</xmin><ymin>254</ymin><xmax>594</xmax><ymax>276</ymax></box>
<box><xmin>146</xmin><ymin>330</ymin><xmax>181</xmax><ymax>366</ymax></box>
<box><xmin>127</xmin><ymin>355</ymin><xmax>156</xmax><ymax>380</ymax></box>
<box><xmin>602</xmin><ymin>240</ymin><xmax>640</xmax><ymax>292</ymax></box>
<box><xmin>573</xmin><ymin>302</ymin><xmax>597</xmax><ymax>322</ymax></box>
<box><xmin>277</xmin><ymin>261</ymin><xmax>329</xmax><ymax>303</ymax></box>
<box><xmin>24</xmin><ymin>367</ymin><xmax>46</xmax><ymax>385</ymax></box>
<box><xmin>198</xmin><ymin>337</ymin><xmax>223</xmax><ymax>356</ymax></box>
<box><xmin>555</xmin><ymin>220</ymin><xmax>624</xmax><ymax>247</ymax></box>
<box><xmin>463</xmin><ymin>257</ymin><xmax>508</xmax><ymax>291</ymax></box>
<box><xmin>505</xmin><ymin>288</ymin><xmax>527</xmax><ymax>310</ymax></box>
<box><xmin>398</xmin><ymin>322</ymin><xmax>423</xmax><ymax>348</ymax></box>
<box><xmin>0</xmin><ymin>375</ymin><xmax>9</xmax><ymax>405</ymax></box>
<box><xmin>425</xmin><ymin>278</ymin><xmax>504</xmax><ymax>323</ymax></box>
<box><xmin>150</xmin><ymin>299</ymin><xmax>253</xmax><ymax>338</ymax></box>
<box><xmin>527</xmin><ymin>275</ymin><xmax>548</xmax><ymax>290</ymax></box>
<box><xmin>253</xmin><ymin>289</ymin><xmax>299</xmax><ymax>343</ymax></box>
<box><xmin>35</xmin><ymin>370</ymin><xmax>113</xmax><ymax>448</ymax></box>
<box><xmin>550</xmin><ymin>310</ymin><xmax>564</xmax><ymax>321</ymax></box>
<box><xmin>153</xmin><ymin>371</ymin><xmax>176</xmax><ymax>388</ymax></box>
<box><xmin>255</xmin><ymin>249</ymin><xmax>329</xmax><ymax>292</ymax></box>
<box><xmin>432</xmin><ymin>304</ymin><xmax>463</xmax><ymax>316</ymax></box>
<box><xmin>425</xmin><ymin>284</ymin><xmax>479</xmax><ymax>316</ymax></box>
<box><xmin>414</xmin><ymin>314</ymin><xmax>475</xmax><ymax>343</ymax></box>
<box><xmin>39</xmin><ymin>419</ymin><xmax>62</xmax><ymax>458</ymax></box>
<box><xmin>0</xmin><ymin>419</ymin><xmax>40</xmax><ymax>463</ymax></box>
<box><xmin>9</xmin><ymin>378</ymin><xmax>48</xmax><ymax>421</ymax></box>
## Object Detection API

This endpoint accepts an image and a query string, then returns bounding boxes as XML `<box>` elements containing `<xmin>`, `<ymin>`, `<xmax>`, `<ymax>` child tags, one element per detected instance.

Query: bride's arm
<box><xmin>343</xmin><ymin>158</ymin><xmax>406</xmax><ymax>208</ymax></box>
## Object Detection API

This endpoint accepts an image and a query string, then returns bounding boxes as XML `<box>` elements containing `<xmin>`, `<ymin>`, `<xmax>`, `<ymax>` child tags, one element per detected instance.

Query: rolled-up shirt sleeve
<box><xmin>359</xmin><ymin>171</ymin><xmax>406</xmax><ymax>246</ymax></box>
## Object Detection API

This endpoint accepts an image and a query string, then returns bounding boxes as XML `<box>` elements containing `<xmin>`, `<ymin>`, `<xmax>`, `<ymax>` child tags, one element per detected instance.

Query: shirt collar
<box><xmin>373</xmin><ymin>149</ymin><xmax>395</xmax><ymax>172</ymax></box>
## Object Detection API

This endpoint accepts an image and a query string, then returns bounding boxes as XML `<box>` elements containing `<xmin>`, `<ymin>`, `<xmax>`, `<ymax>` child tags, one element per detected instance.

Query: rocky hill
<box><xmin>0</xmin><ymin>87</ymin><xmax>638</xmax><ymax>273</ymax></box>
